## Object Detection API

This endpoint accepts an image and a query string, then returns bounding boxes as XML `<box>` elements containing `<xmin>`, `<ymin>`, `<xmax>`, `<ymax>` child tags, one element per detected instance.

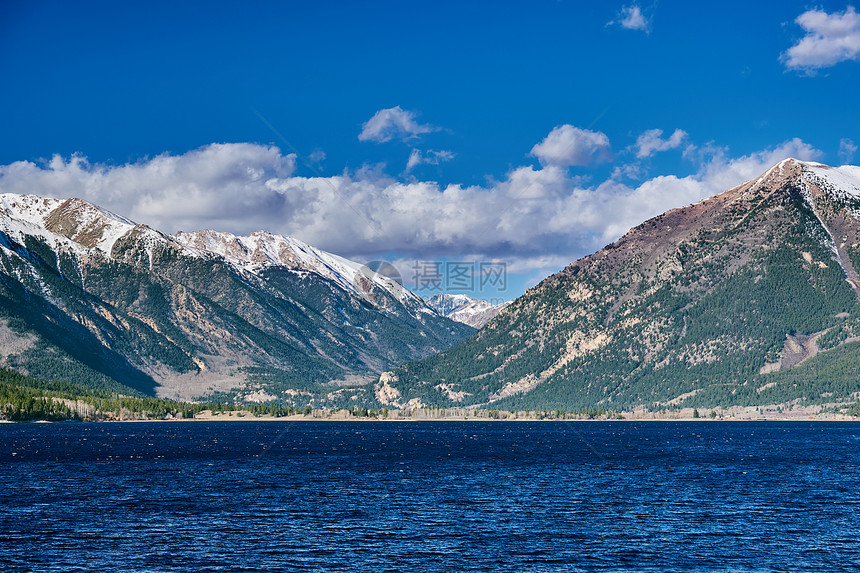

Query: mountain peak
<box><xmin>0</xmin><ymin>193</ymin><xmax>139</xmax><ymax>256</ymax></box>
<box><xmin>383</xmin><ymin>158</ymin><xmax>860</xmax><ymax>412</ymax></box>
<box><xmin>776</xmin><ymin>157</ymin><xmax>828</xmax><ymax>168</ymax></box>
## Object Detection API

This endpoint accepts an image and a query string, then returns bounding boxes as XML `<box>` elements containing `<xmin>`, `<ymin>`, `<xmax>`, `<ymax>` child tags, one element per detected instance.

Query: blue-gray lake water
<box><xmin>1</xmin><ymin>421</ymin><xmax>858</xmax><ymax>572</ymax></box>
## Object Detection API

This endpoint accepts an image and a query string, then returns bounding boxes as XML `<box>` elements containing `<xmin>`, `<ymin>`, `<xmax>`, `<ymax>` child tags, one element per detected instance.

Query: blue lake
<box><xmin>1</xmin><ymin>421</ymin><xmax>858</xmax><ymax>572</ymax></box>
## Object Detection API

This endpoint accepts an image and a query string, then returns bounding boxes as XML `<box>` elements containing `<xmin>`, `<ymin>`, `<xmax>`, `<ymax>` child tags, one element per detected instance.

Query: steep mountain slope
<box><xmin>380</xmin><ymin>160</ymin><xmax>860</xmax><ymax>411</ymax></box>
<box><xmin>425</xmin><ymin>294</ymin><xmax>512</xmax><ymax>328</ymax></box>
<box><xmin>0</xmin><ymin>194</ymin><xmax>473</xmax><ymax>405</ymax></box>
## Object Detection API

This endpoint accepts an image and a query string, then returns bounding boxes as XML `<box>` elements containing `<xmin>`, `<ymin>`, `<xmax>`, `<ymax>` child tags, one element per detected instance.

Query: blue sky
<box><xmin>2</xmin><ymin>0</ymin><xmax>859</xmax><ymax>299</ymax></box>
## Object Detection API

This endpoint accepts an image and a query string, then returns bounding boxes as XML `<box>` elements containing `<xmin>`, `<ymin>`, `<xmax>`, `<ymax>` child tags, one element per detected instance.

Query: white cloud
<box><xmin>839</xmin><ymin>138</ymin><xmax>858</xmax><ymax>164</ymax></box>
<box><xmin>635</xmin><ymin>128</ymin><xmax>687</xmax><ymax>158</ymax></box>
<box><xmin>609</xmin><ymin>4</ymin><xmax>650</xmax><ymax>32</ymax></box>
<box><xmin>611</xmin><ymin>163</ymin><xmax>643</xmax><ymax>181</ymax></box>
<box><xmin>358</xmin><ymin>106</ymin><xmax>437</xmax><ymax>143</ymax></box>
<box><xmin>782</xmin><ymin>7</ymin><xmax>860</xmax><ymax>71</ymax></box>
<box><xmin>0</xmin><ymin>143</ymin><xmax>297</xmax><ymax>233</ymax></box>
<box><xmin>530</xmin><ymin>125</ymin><xmax>612</xmax><ymax>167</ymax></box>
<box><xmin>692</xmin><ymin>137</ymin><xmax>822</xmax><ymax>194</ymax></box>
<box><xmin>405</xmin><ymin>149</ymin><xmax>455</xmax><ymax>172</ymax></box>
<box><xmin>0</xmin><ymin>136</ymin><xmax>824</xmax><ymax>277</ymax></box>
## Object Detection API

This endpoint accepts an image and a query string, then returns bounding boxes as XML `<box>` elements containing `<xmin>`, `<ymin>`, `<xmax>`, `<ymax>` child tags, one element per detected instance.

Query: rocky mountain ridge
<box><xmin>172</xmin><ymin>229</ymin><xmax>425</xmax><ymax>310</ymax></box>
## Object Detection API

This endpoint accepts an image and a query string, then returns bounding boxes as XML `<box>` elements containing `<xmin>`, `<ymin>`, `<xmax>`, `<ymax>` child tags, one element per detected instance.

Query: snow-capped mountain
<box><xmin>172</xmin><ymin>229</ymin><xmax>425</xmax><ymax>311</ymax></box>
<box><xmin>0</xmin><ymin>193</ymin><xmax>473</xmax><ymax>405</ymax></box>
<box><xmin>0</xmin><ymin>193</ymin><xmax>197</xmax><ymax>274</ymax></box>
<box><xmin>425</xmin><ymin>293</ymin><xmax>511</xmax><ymax>328</ymax></box>
<box><xmin>380</xmin><ymin>159</ymin><xmax>860</xmax><ymax>414</ymax></box>
<box><xmin>0</xmin><ymin>193</ymin><xmax>430</xmax><ymax>315</ymax></box>
<box><xmin>1</xmin><ymin>194</ymin><xmax>151</xmax><ymax>255</ymax></box>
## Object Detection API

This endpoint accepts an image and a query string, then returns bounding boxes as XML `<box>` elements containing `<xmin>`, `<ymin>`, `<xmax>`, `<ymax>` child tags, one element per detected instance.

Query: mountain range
<box><xmin>425</xmin><ymin>294</ymin><xmax>511</xmax><ymax>329</ymax></box>
<box><xmin>0</xmin><ymin>193</ymin><xmax>473</xmax><ymax>406</ymax></box>
<box><xmin>378</xmin><ymin>159</ymin><xmax>860</xmax><ymax>414</ymax></box>
<box><xmin>4</xmin><ymin>159</ymin><xmax>860</xmax><ymax>415</ymax></box>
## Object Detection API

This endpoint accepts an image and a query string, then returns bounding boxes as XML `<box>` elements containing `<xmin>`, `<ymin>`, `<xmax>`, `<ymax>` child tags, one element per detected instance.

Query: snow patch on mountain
<box><xmin>0</xmin><ymin>194</ymin><xmax>63</xmax><ymax>225</ymax></box>
<box><xmin>0</xmin><ymin>202</ymin><xmax>89</xmax><ymax>260</ymax></box>
<box><xmin>804</xmin><ymin>163</ymin><xmax>860</xmax><ymax>200</ymax></box>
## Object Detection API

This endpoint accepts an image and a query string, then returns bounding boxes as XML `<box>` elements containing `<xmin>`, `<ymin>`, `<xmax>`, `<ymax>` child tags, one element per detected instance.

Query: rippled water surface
<box><xmin>1</xmin><ymin>421</ymin><xmax>859</xmax><ymax>572</ymax></box>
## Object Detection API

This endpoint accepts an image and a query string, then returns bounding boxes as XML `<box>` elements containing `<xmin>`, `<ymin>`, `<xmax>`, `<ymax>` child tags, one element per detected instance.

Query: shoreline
<box><xmin>188</xmin><ymin>403</ymin><xmax>860</xmax><ymax>422</ymax></box>
<box><xmin>6</xmin><ymin>416</ymin><xmax>858</xmax><ymax>423</ymax></box>
<box><xmin>40</xmin><ymin>407</ymin><xmax>857</xmax><ymax>423</ymax></box>
<box><xmin>5</xmin><ymin>402</ymin><xmax>857</xmax><ymax>424</ymax></box>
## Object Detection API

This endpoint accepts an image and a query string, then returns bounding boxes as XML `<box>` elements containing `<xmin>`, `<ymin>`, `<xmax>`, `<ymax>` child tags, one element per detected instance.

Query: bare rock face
<box><xmin>386</xmin><ymin>160</ymin><xmax>860</xmax><ymax>411</ymax></box>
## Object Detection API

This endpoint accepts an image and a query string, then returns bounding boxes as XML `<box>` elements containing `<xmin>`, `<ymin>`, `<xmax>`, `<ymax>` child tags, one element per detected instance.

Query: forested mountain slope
<box><xmin>379</xmin><ymin>160</ymin><xmax>860</xmax><ymax>412</ymax></box>
<box><xmin>0</xmin><ymin>194</ymin><xmax>472</xmax><ymax>406</ymax></box>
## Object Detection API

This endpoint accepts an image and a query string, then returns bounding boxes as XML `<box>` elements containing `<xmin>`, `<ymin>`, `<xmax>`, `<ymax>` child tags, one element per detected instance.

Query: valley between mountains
<box><xmin>2</xmin><ymin>158</ymin><xmax>860</xmax><ymax>416</ymax></box>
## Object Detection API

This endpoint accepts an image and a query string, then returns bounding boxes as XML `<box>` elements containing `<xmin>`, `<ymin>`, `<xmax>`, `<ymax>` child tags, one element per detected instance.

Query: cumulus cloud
<box><xmin>609</xmin><ymin>4</ymin><xmax>650</xmax><ymax>32</ymax></box>
<box><xmin>358</xmin><ymin>106</ymin><xmax>437</xmax><ymax>143</ymax></box>
<box><xmin>0</xmin><ymin>143</ymin><xmax>297</xmax><ymax>233</ymax></box>
<box><xmin>0</xmin><ymin>136</ymin><xmax>824</xmax><ymax>276</ymax></box>
<box><xmin>530</xmin><ymin>125</ymin><xmax>612</xmax><ymax>167</ymax></box>
<box><xmin>635</xmin><ymin>128</ymin><xmax>687</xmax><ymax>158</ymax></box>
<box><xmin>839</xmin><ymin>138</ymin><xmax>858</xmax><ymax>164</ymax></box>
<box><xmin>782</xmin><ymin>7</ymin><xmax>860</xmax><ymax>72</ymax></box>
<box><xmin>405</xmin><ymin>149</ymin><xmax>455</xmax><ymax>172</ymax></box>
